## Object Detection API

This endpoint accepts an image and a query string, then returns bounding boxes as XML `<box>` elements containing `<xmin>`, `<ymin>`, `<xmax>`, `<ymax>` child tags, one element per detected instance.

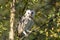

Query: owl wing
<box><xmin>23</xmin><ymin>17</ymin><xmax>34</xmax><ymax>31</ymax></box>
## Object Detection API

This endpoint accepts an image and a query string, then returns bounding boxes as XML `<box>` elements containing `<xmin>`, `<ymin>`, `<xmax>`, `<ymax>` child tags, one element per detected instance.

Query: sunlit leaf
<box><xmin>39</xmin><ymin>30</ymin><xmax>44</xmax><ymax>34</ymax></box>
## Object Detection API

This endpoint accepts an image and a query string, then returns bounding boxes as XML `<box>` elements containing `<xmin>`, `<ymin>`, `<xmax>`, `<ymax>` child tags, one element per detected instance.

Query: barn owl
<box><xmin>17</xmin><ymin>10</ymin><xmax>35</xmax><ymax>37</ymax></box>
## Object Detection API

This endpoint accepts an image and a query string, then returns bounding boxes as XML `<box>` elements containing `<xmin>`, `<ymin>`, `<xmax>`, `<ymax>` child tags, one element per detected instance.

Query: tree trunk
<box><xmin>9</xmin><ymin>0</ymin><xmax>16</xmax><ymax>40</ymax></box>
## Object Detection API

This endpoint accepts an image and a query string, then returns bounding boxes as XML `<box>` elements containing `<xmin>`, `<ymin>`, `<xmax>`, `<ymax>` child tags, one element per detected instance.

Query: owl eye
<box><xmin>31</xmin><ymin>12</ymin><xmax>33</xmax><ymax>14</ymax></box>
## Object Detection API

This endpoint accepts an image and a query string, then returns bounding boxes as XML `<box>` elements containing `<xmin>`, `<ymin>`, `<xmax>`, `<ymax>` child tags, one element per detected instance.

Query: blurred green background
<box><xmin>0</xmin><ymin>0</ymin><xmax>60</xmax><ymax>40</ymax></box>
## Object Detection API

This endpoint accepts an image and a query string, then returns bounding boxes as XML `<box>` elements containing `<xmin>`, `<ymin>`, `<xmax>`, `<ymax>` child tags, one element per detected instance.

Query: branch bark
<box><xmin>9</xmin><ymin>0</ymin><xmax>16</xmax><ymax>40</ymax></box>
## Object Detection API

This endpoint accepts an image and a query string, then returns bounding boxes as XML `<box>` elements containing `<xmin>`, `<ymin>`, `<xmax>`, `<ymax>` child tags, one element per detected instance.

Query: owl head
<box><xmin>25</xmin><ymin>10</ymin><xmax>35</xmax><ymax>18</ymax></box>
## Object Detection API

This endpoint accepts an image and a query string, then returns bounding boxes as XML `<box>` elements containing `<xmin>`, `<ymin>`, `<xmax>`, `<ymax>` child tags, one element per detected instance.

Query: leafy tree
<box><xmin>0</xmin><ymin>0</ymin><xmax>60</xmax><ymax>40</ymax></box>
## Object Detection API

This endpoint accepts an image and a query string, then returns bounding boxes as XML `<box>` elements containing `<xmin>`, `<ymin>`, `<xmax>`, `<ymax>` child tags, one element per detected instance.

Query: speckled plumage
<box><xmin>17</xmin><ymin>10</ymin><xmax>35</xmax><ymax>36</ymax></box>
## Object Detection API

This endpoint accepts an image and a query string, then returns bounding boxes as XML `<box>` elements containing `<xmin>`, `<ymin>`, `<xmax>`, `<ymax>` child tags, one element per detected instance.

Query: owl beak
<box><xmin>29</xmin><ymin>16</ymin><xmax>33</xmax><ymax>18</ymax></box>
<box><xmin>29</xmin><ymin>14</ymin><xmax>33</xmax><ymax>18</ymax></box>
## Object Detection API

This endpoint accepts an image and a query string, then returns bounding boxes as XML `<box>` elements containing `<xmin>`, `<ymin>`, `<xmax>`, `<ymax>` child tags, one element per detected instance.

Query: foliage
<box><xmin>0</xmin><ymin>0</ymin><xmax>60</xmax><ymax>40</ymax></box>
